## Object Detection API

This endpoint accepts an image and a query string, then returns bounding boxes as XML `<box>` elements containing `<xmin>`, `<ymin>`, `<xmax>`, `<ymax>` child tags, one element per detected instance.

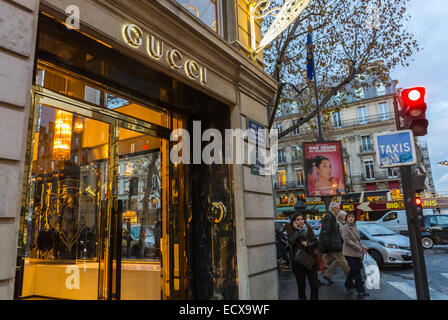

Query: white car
<box><xmin>357</xmin><ymin>222</ymin><xmax>412</xmax><ymax>268</ymax></box>
<box><xmin>306</xmin><ymin>220</ymin><xmax>321</xmax><ymax>237</ymax></box>
<box><xmin>376</xmin><ymin>209</ymin><xmax>434</xmax><ymax>234</ymax></box>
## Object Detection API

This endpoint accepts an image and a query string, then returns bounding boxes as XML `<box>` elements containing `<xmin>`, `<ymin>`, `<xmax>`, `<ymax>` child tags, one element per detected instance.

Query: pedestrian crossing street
<box><xmin>387</xmin><ymin>273</ymin><xmax>448</xmax><ymax>300</ymax></box>
<box><xmin>279</xmin><ymin>268</ymin><xmax>448</xmax><ymax>300</ymax></box>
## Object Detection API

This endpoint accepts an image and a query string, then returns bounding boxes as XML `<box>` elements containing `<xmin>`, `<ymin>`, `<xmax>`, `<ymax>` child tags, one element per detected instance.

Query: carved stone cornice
<box><xmin>329</xmin><ymin>120</ymin><xmax>396</xmax><ymax>135</ymax></box>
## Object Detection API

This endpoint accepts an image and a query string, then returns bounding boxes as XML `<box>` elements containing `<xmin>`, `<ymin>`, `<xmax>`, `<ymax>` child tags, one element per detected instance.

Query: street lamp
<box><xmin>294</xmin><ymin>198</ymin><xmax>307</xmax><ymax>215</ymax></box>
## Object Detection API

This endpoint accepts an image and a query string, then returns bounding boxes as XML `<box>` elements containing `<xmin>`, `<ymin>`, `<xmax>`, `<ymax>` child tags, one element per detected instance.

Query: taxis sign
<box><xmin>374</xmin><ymin>130</ymin><xmax>417</xmax><ymax>168</ymax></box>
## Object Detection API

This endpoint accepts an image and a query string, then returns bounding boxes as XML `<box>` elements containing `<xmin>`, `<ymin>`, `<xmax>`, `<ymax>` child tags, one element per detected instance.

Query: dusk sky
<box><xmin>391</xmin><ymin>0</ymin><xmax>448</xmax><ymax>193</ymax></box>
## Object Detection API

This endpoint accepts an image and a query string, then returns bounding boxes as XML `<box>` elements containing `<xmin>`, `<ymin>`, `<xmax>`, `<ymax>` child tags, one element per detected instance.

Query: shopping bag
<box><xmin>362</xmin><ymin>253</ymin><xmax>380</xmax><ymax>290</ymax></box>
<box><xmin>314</xmin><ymin>253</ymin><xmax>327</xmax><ymax>272</ymax></box>
<box><xmin>293</xmin><ymin>249</ymin><xmax>315</xmax><ymax>271</ymax></box>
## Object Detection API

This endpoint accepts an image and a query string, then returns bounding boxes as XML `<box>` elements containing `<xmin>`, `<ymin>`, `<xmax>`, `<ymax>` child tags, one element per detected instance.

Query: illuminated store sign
<box><xmin>122</xmin><ymin>24</ymin><xmax>207</xmax><ymax>85</ymax></box>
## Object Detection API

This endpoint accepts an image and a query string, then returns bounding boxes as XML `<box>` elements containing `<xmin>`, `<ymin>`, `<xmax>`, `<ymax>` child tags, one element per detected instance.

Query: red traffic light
<box><xmin>415</xmin><ymin>197</ymin><xmax>422</xmax><ymax>206</ymax></box>
<box><xmin>415</xmin><ymin>197</ymin><xmax>424</xmax><ymax>227</ymax></box>
<box><xmin>399</xmin><ymin>87</ymin><xmax>428</xmax><ymax>136</ymax></box>
<box><xmin>408</xmin><ymin>89</ymin><xmax>422</xmax><ymax>101</ymax></box>
<box><xmin>402</xmin><ymin>87</ymin><xmax>425</xmax><ymax>103</ymax></box>
<box><xmin>402</xmin><ymin>87</ymin><xmax>427</xmax><ymax>116</ymax></box>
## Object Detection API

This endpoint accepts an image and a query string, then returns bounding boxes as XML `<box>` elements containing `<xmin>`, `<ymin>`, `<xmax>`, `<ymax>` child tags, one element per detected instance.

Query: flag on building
<box><xmin>306</xmin><ymin>32</ymin><xmax>315</xmax><ymax>80</ymax></box>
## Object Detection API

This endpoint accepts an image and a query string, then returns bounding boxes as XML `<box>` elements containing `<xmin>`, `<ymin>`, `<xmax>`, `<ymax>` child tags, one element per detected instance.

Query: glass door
<box><xmin>114</xmin><ymin>127</ymin><xmax>168</xmax><ymax>300</ymax></box>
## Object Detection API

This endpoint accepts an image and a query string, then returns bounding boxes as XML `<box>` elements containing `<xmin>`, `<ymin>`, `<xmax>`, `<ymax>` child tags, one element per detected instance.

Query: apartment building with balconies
<box><xmin>273</xmin><ymin>76</ymin><xmax>411</xmax><ymax>217</ymax></box>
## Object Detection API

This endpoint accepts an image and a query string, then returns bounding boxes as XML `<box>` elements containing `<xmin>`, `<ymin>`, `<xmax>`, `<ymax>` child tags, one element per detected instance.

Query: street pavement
<box><xmin>278</xmin><ymin>245</ymin><xmax>448</xmax><ymax>300</ymax></box>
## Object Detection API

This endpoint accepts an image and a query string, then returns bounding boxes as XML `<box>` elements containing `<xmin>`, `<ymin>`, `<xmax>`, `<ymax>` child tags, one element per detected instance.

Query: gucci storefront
<box><xmin>0</xmin><ymin>0</ymin><xmax>278</xmax><ymax>300</ymax></box>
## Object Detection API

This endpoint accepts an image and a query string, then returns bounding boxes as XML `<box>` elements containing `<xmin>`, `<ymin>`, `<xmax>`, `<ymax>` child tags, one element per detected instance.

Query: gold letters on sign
<box><xmin>122</xmin><ymin>24</ymin><xmax>207</xmax><ymax>85</ymax></box>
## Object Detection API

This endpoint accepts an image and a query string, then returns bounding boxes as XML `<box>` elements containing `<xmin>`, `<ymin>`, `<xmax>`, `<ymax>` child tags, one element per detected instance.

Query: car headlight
<box><xmin>379</xmin><ymin>242</ymin><xmax>399</xmax><ymax>249</ymax></box>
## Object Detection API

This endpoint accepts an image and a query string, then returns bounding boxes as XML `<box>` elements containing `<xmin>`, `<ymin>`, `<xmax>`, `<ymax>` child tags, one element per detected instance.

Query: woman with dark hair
<box><xmin>341</xmin><ymin>212</ymin><xmax>369</xmax><ymax>297</ymax></box>
<box><xmin>305</xmin><ymin>156</ymin><xmax>344</xmax><ymax>196</ymax></box>
<box><xmin>287</xmin><ymin>213</ymin><xmax>319</xmax><ymax>300</ymax></box>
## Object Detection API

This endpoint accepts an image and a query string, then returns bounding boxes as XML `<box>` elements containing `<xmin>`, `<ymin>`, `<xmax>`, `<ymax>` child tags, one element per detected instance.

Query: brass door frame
<box><xmin>19</xmin><ymin>86</ymin><xmax>172</xmax><ymax>300</ymax></box>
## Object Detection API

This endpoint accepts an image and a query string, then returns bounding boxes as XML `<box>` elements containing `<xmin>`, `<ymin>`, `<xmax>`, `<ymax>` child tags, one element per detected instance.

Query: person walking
<box><xmin>321</xmin><ymin>203</ymin><xmax>351</xmax><ymax>282</ymax></box>
<box><xmin>342</xmin><ymin>212</ymin><xmax>369</xmax><ymax>297</ymax></box>
<box><xmin>287</xmin><ymin>213</ymin><xmax>319</xmax><ymax>300</ymax></box>
<box><xmin>318</xmin><ymin>202</ymin><xmax>350</xmax><ymax>284</ymax></box>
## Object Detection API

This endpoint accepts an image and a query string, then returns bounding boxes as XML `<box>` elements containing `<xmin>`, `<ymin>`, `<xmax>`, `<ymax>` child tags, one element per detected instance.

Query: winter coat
<box><xmin>287</xmin><ymin>223</ymin><xmax>318</xmax><ymax>262</ymax></box>
<box><xmin>341</xmin><ymin>222</ymin><xmax>368</xmax><ymax>258</ymax></box>
<box><xmin>318</xmin><ymin>211</ymin><xmax>343</xmax><ymax>254</ymax></box>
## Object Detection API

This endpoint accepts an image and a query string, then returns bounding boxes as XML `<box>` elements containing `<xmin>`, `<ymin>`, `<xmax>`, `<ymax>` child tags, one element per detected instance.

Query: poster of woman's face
<box><xmin>303</xmin><ymin>141</ymin><xmax>347</xmax><ymax>197</ymax></box>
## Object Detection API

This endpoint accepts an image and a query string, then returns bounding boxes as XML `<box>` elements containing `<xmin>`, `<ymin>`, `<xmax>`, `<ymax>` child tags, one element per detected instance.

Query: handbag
<box><xmin>293</xmin><ymin>248</ymin><xmax>315</xmax><ymax>271</ymax></box>
<box><xmin>314</xmin><ymin>252</ymin><xmax>327</xmax><ymax>272</ymax></box>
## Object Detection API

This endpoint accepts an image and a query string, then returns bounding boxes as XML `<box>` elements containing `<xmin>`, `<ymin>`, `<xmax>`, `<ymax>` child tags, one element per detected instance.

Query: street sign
<box><xmin>247</xmin><ymin>118</ymin><xmax>266</xmax><ymax>176</ymax></box>
<box><xmin>374</xmin><ymin>130</ymin><xmax>417</xmax><ymax>168</ymax></box>
<box><xmin>357</xmin><ymin>202</ymin><xmax>373</xmax><ymax>212</ymax></box>
<box><xmin>247</xmin><ymin>118</ymin><xmax>266</xmax><ymax>146</ymax></box>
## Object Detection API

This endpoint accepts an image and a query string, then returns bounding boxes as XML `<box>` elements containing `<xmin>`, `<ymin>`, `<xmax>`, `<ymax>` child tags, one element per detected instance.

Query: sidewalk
<box><xmin>278</xmin><ymin>266</ymin><xmax>408</xmax><ymax>300</ymax></box>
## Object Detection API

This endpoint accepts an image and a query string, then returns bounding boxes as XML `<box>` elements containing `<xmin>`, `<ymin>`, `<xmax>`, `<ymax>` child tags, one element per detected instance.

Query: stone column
<box><xmin>0</xmin><ymin>0</ymin><xmax>39</xmax><ymax>300</ymax></box>
<box><xmin>236</xmin><ymin>91</ymin><xmax>279</xmax><ymax>300</ymax></box>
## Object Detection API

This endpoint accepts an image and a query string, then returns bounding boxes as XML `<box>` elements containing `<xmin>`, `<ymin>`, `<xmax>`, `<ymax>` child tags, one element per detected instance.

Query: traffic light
<box><xmin>399</xmin><ymin>87</ymin><xmax>428</xmax><ymax>136</ymax></box>
<box><xmin>412</xmin><ymin>172</ymin><xmax>427</xmax><ymax>193</ymax></box>
<box><xmin>414</xmin><ymin>197</ymin><xmax>422</xmax><ymax>206</ymax></box>
<box><xmin>414</xmin><ymin>196</ymin><xmax>424</xmax><ymax>229</ymax></box>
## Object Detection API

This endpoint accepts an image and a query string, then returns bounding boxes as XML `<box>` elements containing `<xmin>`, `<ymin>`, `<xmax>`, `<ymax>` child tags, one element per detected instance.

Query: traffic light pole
<box><xmin>394</xmin><ymin>96</ymin><xmax>431</xmax><ymax>300</ymax></box>
<box><xmin>400</xmin><ymin>166</ymin><xmax>430</xmax><ymax>300</ymax></box>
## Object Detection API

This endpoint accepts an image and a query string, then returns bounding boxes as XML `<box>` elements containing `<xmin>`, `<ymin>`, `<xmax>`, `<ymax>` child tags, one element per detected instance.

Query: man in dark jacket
<box><xmin>318</xmin><ymin>202</ymin><xmax>350</xmax><ymax>284</ymax></box>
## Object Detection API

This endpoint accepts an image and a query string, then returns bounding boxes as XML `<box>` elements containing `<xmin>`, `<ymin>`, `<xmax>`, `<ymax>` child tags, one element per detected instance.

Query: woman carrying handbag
<box><xmin>287</xmin><ymin>213</ymin><xmax>320</xmax><ymax>300</ymax></box>
<box><xmin>341</xmin><ymin>212</ymin><xmax>369</xmax><ymax>297</ymax></box>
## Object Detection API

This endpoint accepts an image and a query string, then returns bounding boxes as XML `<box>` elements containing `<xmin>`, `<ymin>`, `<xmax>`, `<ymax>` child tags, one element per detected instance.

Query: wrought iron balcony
<box><xmin>360</xmin><ymin>172</ymin><xmax>400</xmax><ymax>183</ymax></box>
<box><xmin>359</xmin><ymin>144</ymin><xmax>374</xmax><ymax>153</ymax></box>
<box><xmin>291</xmin><ymin>155</ymin><xmax>303</xmax><ymax>163</ymax></box>
<box><xmin>274</xmin><ymin>181</ymin><xmax>305</xmax><ymax>191</ymax></box>
<box><xmin>332</xmin><ymin>112</ymin><xmax>395</xmax><ymax>129</ymax></box>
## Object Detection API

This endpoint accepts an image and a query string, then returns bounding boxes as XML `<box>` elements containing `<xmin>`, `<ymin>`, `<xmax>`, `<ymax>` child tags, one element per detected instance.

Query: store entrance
<box><xmin>19</xmin><ymin>86</ymin><xmax>173</xmax><ymax>300</ymax></box>
<box><xmin>114</xmin><ymin>127</ymin><xmax>167</xmax><ymax>300</ymax></box>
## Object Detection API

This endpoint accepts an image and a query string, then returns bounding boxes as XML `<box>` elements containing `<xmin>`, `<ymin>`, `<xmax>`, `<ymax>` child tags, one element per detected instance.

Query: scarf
<box><xmin>297</xmin><ymin>224</ymin><xmax>308</xmax><ymax>238</ymax></box>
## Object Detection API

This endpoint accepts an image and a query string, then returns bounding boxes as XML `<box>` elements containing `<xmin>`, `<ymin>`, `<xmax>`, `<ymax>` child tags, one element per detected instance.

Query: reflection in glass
<box><xmin>35</xmin><ymin>63</ymin><xmax>170</xmax><ymax>129</ymax></box>
<box><xmin>22</xmin><ymin>104</ymin><xmax>109</xmax><ymax>300</ymax></box>
<box><xmin>118</xmin><ymin>128</ymin><xmax>164</xmax><ymax>300</ymax></box>
<box><xmin>176</xmin><ymin>0</ymin><xmax>218</xmax><ymax>32</ymax></box>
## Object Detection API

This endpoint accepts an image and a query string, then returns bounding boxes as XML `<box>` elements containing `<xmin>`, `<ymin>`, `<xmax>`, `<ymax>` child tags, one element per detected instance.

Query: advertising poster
<box><xmin>303</xmin><ymin>141</ymin><xmax>347</xmax><ymax>197</ymax></box>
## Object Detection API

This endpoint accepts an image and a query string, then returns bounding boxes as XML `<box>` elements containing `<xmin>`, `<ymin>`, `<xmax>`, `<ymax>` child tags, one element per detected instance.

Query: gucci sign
<box><xmin>122</xmin><ymin>24</ymin><xmax>207</xmax><ymax>85</ymax></box>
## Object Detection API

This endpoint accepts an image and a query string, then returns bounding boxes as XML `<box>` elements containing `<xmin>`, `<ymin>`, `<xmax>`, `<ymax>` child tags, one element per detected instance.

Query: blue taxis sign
<box><xmin>374</xmin><ymin>130</ymin><xmax>417</xmax><ymax>168</ymax></box>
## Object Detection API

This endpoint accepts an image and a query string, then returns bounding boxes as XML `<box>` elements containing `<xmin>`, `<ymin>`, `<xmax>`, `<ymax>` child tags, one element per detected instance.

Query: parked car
<box><xmin>421</xmin><ymin>214</ymin><xmax>448</xmax><ymax>249</ymax></box>
<box><xmin>307</xmin><ymin>219</ymin><xmax>321</xmax><ymax>237</ymax></box>
<box><xmin>376</xmin><ymin>209</ymin><xmax>434</xmax><ymax>234</ymax></box>
<box><xmin>357</xmin><ymin>222</ymin><xmax>412</xmax><ymax>268</ymax></box>
<box><xmin>275</xmin><ymin>220</ymin><xmax>290</xmax><ymax>233</ymax></box>
<box><xmin>123</xmin><ymin>224</ymin><xmax>156</xmax><ymax>258</ymax></box>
